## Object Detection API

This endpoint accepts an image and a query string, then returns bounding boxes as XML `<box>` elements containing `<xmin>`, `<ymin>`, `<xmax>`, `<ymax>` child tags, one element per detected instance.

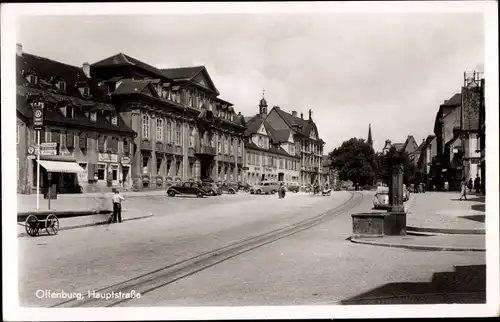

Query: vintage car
<box><xmin>219</xmin><ymin>183</ymin><xmax>237</xmax><ymax>194</ymax></box>
<box><xmin>166</xmin><ymin>181</ymin><xmax>206</xmax><ymax>198</ymax></box>
<box><xmin>373</xmin><ymin>186</ymin><xmax>390</xmax><ymax>209</ymax></box>
<box><xmin>201</xmin><ymin>182</ymin><xmax>222</xmax><ymax>196</ymax></box>
<box><xmin>250</xmin><ymin>181</ymin><xmax>279</xmax><ymax>195</ymax></box>
<box><xmin>286</xmin><ymin>182</ymin><xmax>300</xmax><ymax>193</ymax></box>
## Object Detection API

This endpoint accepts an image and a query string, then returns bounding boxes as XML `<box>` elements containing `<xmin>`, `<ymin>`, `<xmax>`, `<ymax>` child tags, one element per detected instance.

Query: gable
<box><xmin>288</xmin><ymin>132</ymin><xmax>294</xmax><ymax>143</ymax></box>
<box><xmin>258</xmin><ymin>124</ymin><xmax>267</xmax><ymax>136</ymax></box>
<box><xmin>192</xmin><ymin>69</ymin><xmax>219</xmax><ymax>94</ymax></box>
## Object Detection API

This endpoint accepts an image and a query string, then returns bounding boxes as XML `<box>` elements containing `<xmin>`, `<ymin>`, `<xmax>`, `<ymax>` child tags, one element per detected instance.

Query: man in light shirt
<box><xmin>110</xmin><ymin>189</ymin><xmax>125</xmax><ymax>223</ymax></box>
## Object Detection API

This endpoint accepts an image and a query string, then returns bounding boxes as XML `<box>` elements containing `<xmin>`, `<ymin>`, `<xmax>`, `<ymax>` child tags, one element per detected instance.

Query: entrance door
<box><xmin>278</xmin><ymin>173</ymin><xmax>284</xmax><ymax>182</ymax></box>
<box><xmin>111</xmin><ymin>165</ymin><xmax>119</xmax><ymax>186</ymax></box>
<box><xmin>122</xmin><ymin>166</ymin><xmax>130</xmax><ymax>187</ymax></box>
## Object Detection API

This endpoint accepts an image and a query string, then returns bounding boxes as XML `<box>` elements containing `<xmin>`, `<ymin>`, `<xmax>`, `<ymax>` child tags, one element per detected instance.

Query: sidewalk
<box><xmin>405</xmin><ymin>192</ymin><xmax>485</xmax><ymax>234</ymax></box>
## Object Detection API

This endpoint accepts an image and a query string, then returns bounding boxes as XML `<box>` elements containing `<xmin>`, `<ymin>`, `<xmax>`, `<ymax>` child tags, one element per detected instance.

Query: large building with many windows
<box><xmin>265</xmin><ymin>107</ymin><xmax>326</xmax><ymax>185</ymax></box>
<box><xmin>16</xmin><ymin>44</ymin><xmax>136</xmax><ymax>194</ymax></box>
<box><xmin>243</xmin><ymin>96</ymin><xmax>300</xmax><ymax>185</ymax></box>
<box><xmin>89</xmin><ymin>53</ymin><xmax>247</xmax><ymax>189</ymax></box>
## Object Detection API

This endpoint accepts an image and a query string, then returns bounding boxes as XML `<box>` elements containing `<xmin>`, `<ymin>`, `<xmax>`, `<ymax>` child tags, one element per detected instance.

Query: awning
<box><xmin>38</xmin><ymin>160</ymin><xmax>85</xmax><ymax>173</ymax></box>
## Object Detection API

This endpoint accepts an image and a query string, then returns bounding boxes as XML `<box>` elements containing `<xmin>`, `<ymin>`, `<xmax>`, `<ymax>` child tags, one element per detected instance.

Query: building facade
<box><xmin>416</xmin><ymin>135</ymin><xmax>437</xmax><ymax>189</ymax></box>
<box><xmin>243</xmin><ymin>97</ymin><xmax>300</xmax><ymax>185</ymax></box>
<box><xmin>16</xmin><ymin>45</ymin><xmax>136</xmax><ymax>194</ymax></box>
<box><xmin>89</xmin><ymin>54</ymin><xmax>247</xmax><ymax>190</ymax></box>
<box><xmin>265</xmin><ymin>107</ymin><xmax>326</xmax><ymax>185</ymax></box>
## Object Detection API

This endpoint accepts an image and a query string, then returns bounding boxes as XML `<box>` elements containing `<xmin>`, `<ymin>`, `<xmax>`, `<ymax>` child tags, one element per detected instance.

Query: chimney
<box><xmin>274</xmin><ymin>106</ymin><xmax>280</xmax><ymax>110</ymax></box>
<box><xmin>300</xmin><ymin>113</ymin><xmax>303</xmax><ymax>119</ymax></box>
<box><xmin>16</xmin><ymin>43</ymin><xmax>23</xmax><ymax>56</ymax></box>
<box><xmin>82</xmin><ymin>62</ymin><xmax>91</xmax><ymax>78</ymax></box>
<box><xmin>292</xmin><ymin>111</ymin><xmax>297</xmax><ymax>117</ymax></box>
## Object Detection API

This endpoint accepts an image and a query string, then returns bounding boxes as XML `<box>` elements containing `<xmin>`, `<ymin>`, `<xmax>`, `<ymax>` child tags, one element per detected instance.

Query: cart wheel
<box><xmin>45</xmin><ymin>214</ymin><xmax>59</xmax><ymax>236</ymax></box>
<box><xmin>25</xmin><ymin>214</ymin><xmax>39</xmax><ymax>237</ymax></box>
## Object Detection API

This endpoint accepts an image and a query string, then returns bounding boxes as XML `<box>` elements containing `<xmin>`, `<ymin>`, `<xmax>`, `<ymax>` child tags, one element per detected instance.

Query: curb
<box><xmin>407</xmin><ymin>225</ymin><xmax>485</xmax><ymax>235</ymax></box>
<box><xmin>349</xmin><ymin>237</ymin><xmax>485</xmax><ymax>252</ymax></box>
<box><xmin>17</xmin><ymin>213</ymin><xmax>154</xmax><ymax>237</ymax></box>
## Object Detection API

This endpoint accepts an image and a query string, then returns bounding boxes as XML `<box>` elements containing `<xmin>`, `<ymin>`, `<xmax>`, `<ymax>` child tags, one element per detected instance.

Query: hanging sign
<box><xmin>32</xmin><ymin>102</ymin><xmax>45</xmax><ymax>130</ymax></box>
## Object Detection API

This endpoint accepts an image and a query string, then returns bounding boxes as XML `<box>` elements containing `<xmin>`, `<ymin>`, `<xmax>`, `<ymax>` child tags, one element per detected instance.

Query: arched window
<box><xmin>156</xmin><ymin>118</ymin><xmax>163</xmax><ymax>142</ymax></box>
<box><xmin>167</xmin><ymin>120</ymin><xmax>173</xmax><ymax>143</ymax></box>
<box><xmin>142</xmin><ymin>114</ymin><xmax>150</xmax><ymax>139</ymax></box>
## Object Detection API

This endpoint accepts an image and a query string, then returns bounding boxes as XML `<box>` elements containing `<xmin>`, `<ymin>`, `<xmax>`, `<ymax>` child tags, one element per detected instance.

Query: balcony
<box><xmin>229</xmin><ymin>155</ymin><xmax>235</xmax><ymax>163</ymax></box>
<box><xmin>165</xmin><ymin>144</ymin><xmax>175</xmax><ymax>154</ymax></box>
<box><xmin>237</xmin><ymin>156</ymin><xmax>243</xmax><ymax>164</ymax></box>
<box><xmin>188</xmin><ymin>147</ymin><xmax>195</xmax><ymax>157</ymax></box>
<box><xmin>140</xmin><ymin>139</ymin><xmax>152</xmax><ymax>150</ymax></box>
<box><xmin>195</xmin><ymin>145</ymin><xmax>216</xmax><ymax>156</ymax></box>
<box><xmin>174</xmin><ymin>146</ymin><xmax>183</xmax><ymax>155</ymax></box>
<box><xmin>155</xmin><ymin>142</ymin><xmax>164</xmax><ymax>152</ymax></box>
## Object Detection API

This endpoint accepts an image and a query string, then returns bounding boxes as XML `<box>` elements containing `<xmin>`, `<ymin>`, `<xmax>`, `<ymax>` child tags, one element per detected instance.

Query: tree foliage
<box><xmin>373</xmin><ymin>146</ymin><xmax>418</xmax><ymax>185</ymax></box>
<box><xmin>328</xmin><ymin>138</ymin><xmax>375</xmax><ymax>190</ymax></box>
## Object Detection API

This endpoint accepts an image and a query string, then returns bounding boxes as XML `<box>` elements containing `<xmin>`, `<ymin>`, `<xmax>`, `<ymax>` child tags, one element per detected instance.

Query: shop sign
<box><xmin>32</xmin><ymin>102</ymin><xmax>45</xmax><ymax>130</ymax></box>
<box><xmin>40</xmin><ymin>142</ymin><xmax>57</xmax><ymax>156</ymax></box>
<box><xmin>122</xmin><ymin>156</ymin><xmax>131</xmax><ymax>164</ymax></box>
<box><xmin>98</xmin><ymin>153</ymin><xmax>118</xmax><ymax>163</ymax></box>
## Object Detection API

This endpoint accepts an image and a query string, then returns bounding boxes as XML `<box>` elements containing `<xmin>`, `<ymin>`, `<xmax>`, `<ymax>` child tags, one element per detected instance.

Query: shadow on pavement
<box><xmin>460</xmin><ymin>214</ymin><xmax>485</xmax><ymax>223</ymax></box>
<box><xmin>470</xmin><ymin>204</ymin><xmax>486</xmax><ymax>212</ymax></box>
<box><xmin>340</xmin><ymin>265</ymin><xmax>486</xmax><ymax>305</ymax></box>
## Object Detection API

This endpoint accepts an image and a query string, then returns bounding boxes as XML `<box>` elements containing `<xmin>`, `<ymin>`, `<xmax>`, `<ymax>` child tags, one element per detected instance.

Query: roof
<box><xmin>245</xmin><ymin>141</ymin><xmax>298</xmax><ymax>158</ymax></box>
<box><xmin>161</xmin><ymin>66</ymin><xmax>205</xmax><ymax>80</ymax></box>
<box><xmin>272</xmin><ymin>107</ymin><xmax>323</xmax><ymax>142</ymax></box>
<box><xmin>392</xmin><ymin>143</ymin><xmax>404</xmax><ymax>151</ymax></box>
<box><xmin>91</xmin><ymin>53</ymin><xmax>167</xmax><ymax>79</ymax></box>
<box><xmin>441</xmin><ymin>93</ymin><xmax>462</xmax><ymax>107</ymax></box>
<box><xmin>266</xmin><ymin>126</ymin><xmax>291</xmax><ymax>143</ymax></box>
<box><xmin>112</xmin><ymin>79</ymin><xmax>152</xmax><ymax>95</ymax></box>
<box><xmin>244</xmin><ymin>115</ymin><xmax>265</xmax><ymax>136</ymax></box>
<box><xmin>17</xmin><ymin>52</ymin><xmax>107</xmax><ymax>102</ymax></box>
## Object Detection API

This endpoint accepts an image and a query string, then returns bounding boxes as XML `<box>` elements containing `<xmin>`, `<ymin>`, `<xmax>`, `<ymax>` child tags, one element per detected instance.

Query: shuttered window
<box><xmin>66</xmin><ymin>132</ymin><xmax>74</xmax><ymax>148</ymax></box>
<box><xmin>123</xmin><ymin>138</ymin><xmax>130</xmax><ymax>155</ymax></box>
<box><xmin>51</xmin><ymin>130</ymin><xmax>60</xmax><ymax>144</ymax></box>
<box><xmin>107</xmin><ymin>136</ymin><xmax>119</xmax><ymax>153</ymax></box>
<box><xmin>79</xmin><ymin>133</ymin><xmax>87</xmax><ymax>149</ymax></box>
<box><xmin>98</xmin><ymin>136</ymin><xmax>106</xmax><ymax>152</ymax></box>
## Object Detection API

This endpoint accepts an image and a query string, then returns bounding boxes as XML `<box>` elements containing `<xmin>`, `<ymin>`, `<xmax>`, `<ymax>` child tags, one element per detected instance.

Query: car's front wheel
<box><xmin>197</xmin><ymin>192</ymin><xmax>204</xmax><ymax>198</ymax></box>
<box><xmin>209</xmin><ymin>190</ymin><xmax>216</xmax><ymax>196</ymax></box>
<box><xmin>168</xmin><ymin>190</ymin><xmax>175</xmax><ymax>197</ymax></box>
<box><xmin>256</xmin><ymin>189</ymin><xmax>261</xmax><ymax>195</ymax></box>
<box><xmin>229</xmin><ymin>189</ymin><xmax>235</xmax><ymax>194</ymax></box>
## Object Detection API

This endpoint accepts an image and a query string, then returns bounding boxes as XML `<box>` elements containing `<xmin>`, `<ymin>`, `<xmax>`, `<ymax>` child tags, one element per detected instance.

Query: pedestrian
<box><xmin>474</xmin><ymin>175</ymin><xmax>481</xmax><ymax>193</ymax></box>
<box><xmin>467</xmin><ymin>178</ymin><xmax>473</xmax><ymax>193</ymax></box>
<box><xmin>444</xmin><ymin>181</ymin><xmax>449</xmax><ymax>191</ymax></box>
<box><xmin>459</xmin><ymin>178</ymin><xmax>467</xmax><ymax>201</ymax></box>
<box><xmin>278</xmin><ymin>182</ymin><xmax>286</xmax><ymax>199</ymax></box>
<box><xmin>110</xmin><ymin>189</ymin><xmax>125</xmax><ymax>223</ymax></box>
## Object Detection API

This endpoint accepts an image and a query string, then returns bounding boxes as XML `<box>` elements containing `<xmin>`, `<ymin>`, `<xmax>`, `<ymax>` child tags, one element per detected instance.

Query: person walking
<box><xmin>278</xmin><ymin>182</ymin><xmax>286</xmax><ymax>199</ymax></box>
<box><xmin>468</xmin><ymin>178</ymin><xmax>473</xmax><ymax>193</ymax></box>
<box><xmin>110</xmin><ymin>189</ymin><xmax>125</xmax><ymax>223</ymax></box>
<box><xmin>459</xmin><ymin>178</ymin><xmax>468</xmax><ymax>201</ymax></box>
<box><xmin>474</xmin><ymin>175</ymin><xmax>481</xmax><ymax>193</ymax></box>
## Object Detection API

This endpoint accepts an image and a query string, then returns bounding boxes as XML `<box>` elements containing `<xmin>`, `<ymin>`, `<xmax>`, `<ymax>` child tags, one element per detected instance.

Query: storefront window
<box><xmin>97</xmin><ymin>164</ymin><xmax>106</xmax><ymax>180</ymax></box>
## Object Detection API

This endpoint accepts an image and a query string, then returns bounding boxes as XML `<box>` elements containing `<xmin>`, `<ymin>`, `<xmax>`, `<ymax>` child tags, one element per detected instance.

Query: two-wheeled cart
<box><xmin>18</xmin><ymin>213</ymin><xmax>59</xmax><ymax>237</ymax></box>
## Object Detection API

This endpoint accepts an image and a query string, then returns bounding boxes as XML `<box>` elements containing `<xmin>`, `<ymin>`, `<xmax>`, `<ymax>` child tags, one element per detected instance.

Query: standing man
<box><xmin>110</xmin><ymin>189</ymin><xmax>125</xmax><ymax>223</ymax></box>
<box><xmin>459</xmin><ymin>178</ymin><xmax>468</xmax><ymax>201</ymax></box>
<box><xmin>474</xmin><ymin>175</ymin><xmax>481</xmax><ymax>193</ymax></box>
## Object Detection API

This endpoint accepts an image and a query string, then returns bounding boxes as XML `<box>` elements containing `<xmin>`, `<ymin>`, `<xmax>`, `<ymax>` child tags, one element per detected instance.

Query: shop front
<box><xmin>98</xmin><ymin>152</ymin><xmax>120</xmax><ymax>187</ymax></box>
<box><xmin>35</xmin><ymin>156</ymin><xmax>86</xmax><ymax>194</ymax></box>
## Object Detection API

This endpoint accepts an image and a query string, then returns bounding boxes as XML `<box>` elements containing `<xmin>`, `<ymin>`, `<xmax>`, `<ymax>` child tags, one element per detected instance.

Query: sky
<box><xmin>16</xmin><ymin>11</ymin><xmax>485</xmax><ymax>153</ymax></box>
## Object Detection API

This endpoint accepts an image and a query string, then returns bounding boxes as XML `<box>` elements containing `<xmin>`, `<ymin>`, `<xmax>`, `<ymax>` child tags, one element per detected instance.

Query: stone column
<box><xmin>388</xmin><ymin>163</ymin><xmax>405</xmax><ymax>213</ymax></box>
<box><xmin>194</xmin><ymin>159</ymin><xmax>201</xmax><ymax>181</ymax></box>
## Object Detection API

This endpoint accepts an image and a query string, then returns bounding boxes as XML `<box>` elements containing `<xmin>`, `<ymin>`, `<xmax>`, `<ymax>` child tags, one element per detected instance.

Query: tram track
<box><xmin>52</xmin><ymin>191</ymin><xmax>363</xmax><ymax>307</ymax></box>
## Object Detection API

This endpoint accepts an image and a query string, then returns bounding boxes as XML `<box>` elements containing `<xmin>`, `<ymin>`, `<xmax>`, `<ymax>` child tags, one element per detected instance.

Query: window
<box><xmin>123</xmin><ymin>138</ymin><xmax>130</xmax><ymax>154</ymax></box>
<box><xmin>167</xmin><ymin>121</ymin><xmax>173</xmax><ymax>143</ymax></box>
<box><xmin>187</xmin><ymin>90</ymin><xmax>193</xmax><ymax>106</ymax></box>
<box><xmin>189</xmin><ymin>127</ymin><xmax>194</xmax><ymax>148</ymax></box>
<box><xmin>199</xmin><ymin>94</ymin><xmax>204</xmax><ymax>108</ymax></box>
<box><xmin>111</xmin><ymin>116</ymin><xmax>118</xmax><ymax>126</ymax></box>
<box><xmin>79</xmin><ymin>133</ymin><xmax>87</xmax><ymax>149</ymax></box>
<box><xmin>66</xmin><ymin>106</ymin><xmax>75</xmax><ymax>119</ymax></box>
<box><xmin>97</xmin><ymin>164</ymin><xmax>106</xmax><ymax>180</ymax></box>
<box><xmin>217</xmin><ymin>140</ymin><xmax>221</xmax><ymax>153</ymax></box>
<box><xmin>107</xmin><ymin>136</ymin><xmax>119</xmax><ymax>152</ymax></box>
<box><xmin>90</xmin><ymin>112</ymin><xmax>97</xmax><ymax>122</ymax></box>
<box><xmin>51</xmin><ymin>130</ymin><xmax>60</xmax><ymax>144</ymax></box>
<box><xmin>82</xmin><ymin>86</ymin><xmax>90</xmax><ymax>97</ymax></box>
<box><xmin>57</xmin><ymin>81</ymin><xmax>66</xmax><ymax>91</ymax></box>
<box><xmin>142</xmin><ymin>114</ymin><xmax>150</xmax><ymax>139</ymax></box>
<box><xmin>156</xmin><ymin>119</ymin><xmax>163</xmax><ymax>142</ymax></box>
<box><xmin>27</xmin><ymin>74</ymin><xmax>37</xmax><ymax>85</ymax></box>
<box><xmin>39</xmin><ymin>129</ymin><xmax>46</xmax><ymax>143</ymax></box>
<box><xmin>66</xmin><ymin>132</ymin><xmax>74</xmax><ymax>148</ymax></box>
<box><xmin>98</xmin><ymin>136</ymin><xmax>106</xmax><ymax>152</ymax></box>
<box><xmin>175</xmin><ymin>123</ymin><xmax>181</xmax><ymax>145</ymax></box>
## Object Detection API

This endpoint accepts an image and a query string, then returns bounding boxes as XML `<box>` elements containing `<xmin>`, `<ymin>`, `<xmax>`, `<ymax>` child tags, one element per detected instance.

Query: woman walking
<box><xmin>467</xmin><ymin>178</ymin><xmax>473</xmax><ymax>193</ymax></box>
<box><xmin>459</xmin><ymin>178</ymin><xmax>468</xmax><ymax>201</ymax></box>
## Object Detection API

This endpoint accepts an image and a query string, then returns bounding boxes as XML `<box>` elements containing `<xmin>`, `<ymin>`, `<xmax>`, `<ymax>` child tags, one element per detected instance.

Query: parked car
<box><xmin>219</xmin><ymin>183</ymin><xmax>237</xmax><ymax>194</ymax></box>
<box><xmin>250</xmin><ymin>181</ymin><xmax>279</xmax><ymax>195</ymax></box>
<box><xmin>201</xmin><ymin>182</ymin><xmax>222</xmax><ymax>196</ymax></box>
<box><xmin>167</xmin><ymin>181</ymin><xmax>205</xmax><ymax>198</ymax></box>
<box><xmin>286</xmin><ymin>182</ymin><xmax>300</xmax><ymax>193</ymax></box>
<box><xmin>373</xmin><ymin>186</ymin><xmax>390</xmax><ymax>209</ymax></box>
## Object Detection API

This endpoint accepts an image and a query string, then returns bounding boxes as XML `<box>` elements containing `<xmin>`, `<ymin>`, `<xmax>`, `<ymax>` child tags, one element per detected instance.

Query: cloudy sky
<box><xmin>16</xmin><ymin>10</ymin><xmax>484</xmax><ymax>152</ymax></box>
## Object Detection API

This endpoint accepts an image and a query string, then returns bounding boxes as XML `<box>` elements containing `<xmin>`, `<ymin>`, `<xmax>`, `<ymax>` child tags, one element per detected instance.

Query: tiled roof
<box><xmin>272</xmin><ymin>108</ymin><xmax>324</xmax><ymax>142</ymax></box>
<box><xmin>91</xmin><ymin>53</ymin><xmax>167</xmax><ymax>79</ymax></box>
<box><xmin>243</xmin><ymin>115</ymin><xmax>265</xmax><ymax>136</ymax></box>
<box><xmin>266</xmin><ymin>126</ymin><xmax>291</xmax><ymax>143</ymax></box>
<box><xmin>112</xmin><ymin>79</ymin><xmax>151</xmax><ymax>95</ymax></box>
<box><xmin>441</xmin><ymin>93</ymin><xmax>462</xmax><ymax>107</ymax></box>
<box><xmin>161</xmin><ymin>66</ymin><xmax>205</xmax><ymax>80</ymax></box>
<box><xmin>392</xmin><ymin>143</ymin><xmax>404</xmax><ymax>151</ymax></box>
<box><xmin>17</xmin><ymin>53</ymin><xmax>107</xmax><ymax>102</ymax></box>
<box><xmin>245</xmin><ymin>141</ymin><xmax>297</xmax><ymax>158</ymax></box>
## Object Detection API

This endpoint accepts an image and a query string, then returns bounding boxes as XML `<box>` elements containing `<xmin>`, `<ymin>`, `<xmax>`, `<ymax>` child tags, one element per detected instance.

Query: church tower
<box><xmin>367</xmin><ymin>123</ymin><xmax>373</xmax><ymax>148</ymax></box>
<box><xmin>259</xmin><ymin>89</ymin><xmax>268</xmax><ymax>116</ymax></box>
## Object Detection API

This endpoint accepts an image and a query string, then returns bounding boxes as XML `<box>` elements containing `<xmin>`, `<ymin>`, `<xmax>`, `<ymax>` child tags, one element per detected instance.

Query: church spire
<box><xmin>367</xmin><ymin>123</ymin><xmax>373</xmax><ymax>148</ymax></box>
<box><xmin>259</xmin><ymin>88</ymin><xmax>268</xmax><ymax>116</ymax></box>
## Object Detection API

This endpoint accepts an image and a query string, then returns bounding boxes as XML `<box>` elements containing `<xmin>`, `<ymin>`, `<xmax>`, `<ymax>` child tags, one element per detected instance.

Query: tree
<box><xmin>329</xmin><ymin>138</ymin><xmax>376</xmax><ymax>190</ymax></box>
<box><xmin>374</xmin><ymin>147</ymin><xmax>418</xmax><ymax>186</ymax></box>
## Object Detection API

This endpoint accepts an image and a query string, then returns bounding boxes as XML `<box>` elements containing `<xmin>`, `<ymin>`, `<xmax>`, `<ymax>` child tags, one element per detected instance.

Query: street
<box><xmin>18</xmin><ymin>191</ymin><xmax>485</xmax><ymax>307</ymax></box>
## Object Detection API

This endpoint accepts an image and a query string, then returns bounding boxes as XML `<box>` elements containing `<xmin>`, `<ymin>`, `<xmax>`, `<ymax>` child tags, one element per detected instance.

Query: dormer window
<box><xmin>90</xmin><ymin>112</ymin><xmax>97</xmax><ymax>122</ymax></box>
<box><xmin>81</xmin><ymin>86</ymin><xmax>90</xmax><ymax>97</ymax></box>
<box><xmin>27</xmin><ymin>74</ymin><xmax>38</xmax><ymax>85</ymax></box>
<box><xmin>66</xmin><ymin>106</ymin><xmax>75</xmax><ymax>119</ymax></box>
<box><xmin>111</xmin><ymin>115</ymin><xmax>118</xmax><ymax>126</ymax></box>
<box><xmin>56</xmin><ymin>80</ymin><xmax>66</xmax><ymax>92</ymax></box>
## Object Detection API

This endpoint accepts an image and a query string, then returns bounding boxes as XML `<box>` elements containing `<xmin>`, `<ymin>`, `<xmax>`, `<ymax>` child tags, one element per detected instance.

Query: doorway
<box><xmin>122</xmin><ymin>166</ymin><xmax>130</xmax><ymax>187</ymax></box>
<box><xmin>278</xmin><ymin>172</ymin><xmax>284</xmax><ymax>182</ymax></box>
